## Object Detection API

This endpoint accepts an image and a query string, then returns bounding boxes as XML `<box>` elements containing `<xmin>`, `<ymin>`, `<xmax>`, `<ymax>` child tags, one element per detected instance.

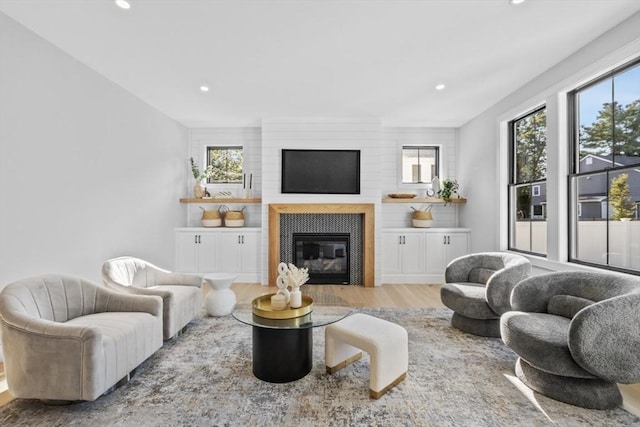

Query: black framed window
<box><xmin>401</xmin><ymin>146</ymin><xmax>439</xmax><ymax>184</ymax></box>
<box><xmin>206</xmin><ymin>146</ymin><xmax>243</xmax><ymax>184</ymax></box>
<box><xmin>569</xmin><ymin>60</ymin><xmax>640</xmax><ymax>273</ymax></box>
<box><xmin>508</xmin><ymin>107</ymin><xmax>547</xmax><ymax>255</ymax></box>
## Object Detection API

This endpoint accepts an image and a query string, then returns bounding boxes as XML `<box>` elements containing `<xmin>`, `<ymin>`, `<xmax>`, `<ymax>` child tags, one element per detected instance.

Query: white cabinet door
<box><xmin>382</xmin><ymin>232</ymin><xmax>403</xmax><ymax>274</ymax></box>
<box><xmin>425</xmin><ymin>233</ymin><xmax>448</xmax><ymax>275</ymax></box>
<box><xmin>401</xmin><ymin>233</ymin><xmax>424</xmax><ymax>274</ymax></box>
<box><xmin>239</xmin><ymin>231</ymin><xmax>260</xmax><ymax>273</ymax></box>
<box><xmin>196</xmin><ymin>232</ymin><xmax>219</xmax><ymax>273</ymax></box>
<box><xmin>216</xmin><ymin>232</ymin><xmax>243</xmax><ymax>273</ymax></box>
<box><xmin>175</xmin><ymin>232</ymin><xmax>199</xmax><ymax>272</ymax></box>
<box><xmin>175</xmin><ymin>232</ymin><xmax>218</xmax><ymax>273</ymax></box>
<box><xmin>425</xmin><ymin>231</ymin><xmax>470</xmax><ymax>274</ymax></box>
<box><xmin>446</xmin><ymin>232</ymin><xmax>469</xmax><ymax>266</ymax></box>
<box><xmin>382</xmin><ymin>231</ymin><xmax>425</xmax><ymax>275</ymax></box>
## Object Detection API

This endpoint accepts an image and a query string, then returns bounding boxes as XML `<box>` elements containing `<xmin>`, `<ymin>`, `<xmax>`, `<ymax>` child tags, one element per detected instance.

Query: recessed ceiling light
<box><xmin>510</xmin><ymin>0</ymin><xmax>526</xmax><ymax>4</ymax></box>
<box><xmin>200</xmin><ymin>86</ymin><xmax>210</xmax><ymax>92</ymax></box>
<box><xmin>435</xmin><ymin>84</ymin><xmax>446</xmax><ymax>91</ymax></box>
<box><xmin>115</xmin><ymin>0</ymin><xmax>131</xmax><ymax>9</ymax></box>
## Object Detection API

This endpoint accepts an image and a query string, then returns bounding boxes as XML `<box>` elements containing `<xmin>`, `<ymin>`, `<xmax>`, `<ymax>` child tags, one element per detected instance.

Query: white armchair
<box><xmin>0</xmin><ymin>274</ymin><xmax>163</xmax><ymax>401</ymax></box>
<box><xmin>102</xmin><ymin>256</ymin><xmax>203</xmax><ymax>340</ymax></box>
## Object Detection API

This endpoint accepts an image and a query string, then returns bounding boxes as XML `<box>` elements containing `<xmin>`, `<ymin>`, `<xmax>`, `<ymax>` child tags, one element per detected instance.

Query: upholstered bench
<box><xmin>325</xmin><ymin>313</ymin><xmax>408</xmax><ymax>399</ymax></box>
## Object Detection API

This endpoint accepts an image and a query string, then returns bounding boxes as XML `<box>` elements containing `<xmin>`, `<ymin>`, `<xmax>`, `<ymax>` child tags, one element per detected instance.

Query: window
<box><xmin>401</xmin><ymin>146</ymin><xmax>439</xmax><ymax>184</ymax></box>
<box><xmin>508</xmin><ymin>107</ymin><xmax>547</xmax><ymax>255</ymax></box>
<box><xmin>206</xmin><ymin>146</ymin><xmax>243</xmax><ymax>184</ymax></box>
<box><xmin>569</xmin><ymin>60</ymin><xmax>640</xmax><ymax>273</ymax></box>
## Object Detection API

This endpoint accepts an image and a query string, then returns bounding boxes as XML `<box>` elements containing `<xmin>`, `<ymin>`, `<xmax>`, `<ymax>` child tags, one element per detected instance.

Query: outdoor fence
<box><xmin>515</xmin><ymin>220</ymin><xmax>640</xmax><ymax>270</ymax></box>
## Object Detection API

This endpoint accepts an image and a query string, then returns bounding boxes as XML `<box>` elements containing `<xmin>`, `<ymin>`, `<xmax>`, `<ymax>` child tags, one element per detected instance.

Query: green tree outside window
<box><xmin>207</xmin><ymin>146</ymin><xmax>243</xmax><ymax>184</ymax></box>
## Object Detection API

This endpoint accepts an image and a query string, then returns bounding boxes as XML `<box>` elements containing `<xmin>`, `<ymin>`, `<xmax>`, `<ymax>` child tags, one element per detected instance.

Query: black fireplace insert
<box><xmin>292</xmin><ymin>233</ymin><xmax>350</xmax><ymax>284</ymax></box>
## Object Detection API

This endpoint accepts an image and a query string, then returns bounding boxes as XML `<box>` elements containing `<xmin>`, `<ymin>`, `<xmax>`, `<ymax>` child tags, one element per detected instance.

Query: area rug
<box><xmin>1</xmin><ymin>308</ymin><xmax>638</xmax><ymax>426</ymax></box>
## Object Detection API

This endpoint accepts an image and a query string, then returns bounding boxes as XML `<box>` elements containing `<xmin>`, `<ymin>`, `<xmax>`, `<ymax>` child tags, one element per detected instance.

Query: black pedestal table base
<box><xmin>252</xmin><ymin>326</ymin><xmax>312</xmax><ymax>383</ymax></box>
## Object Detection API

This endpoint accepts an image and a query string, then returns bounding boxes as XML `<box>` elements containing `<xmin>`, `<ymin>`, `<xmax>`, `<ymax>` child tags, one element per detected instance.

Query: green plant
<box><xmin>190</xmin><ymin>157</ymin><xmax>214</xmax><ymax>181</ymax></box>
<box><xmin>610</xmin><ymin>173</ymin><xmax>635</xmax><ymax>220</ymax></box>
<box><xmin>438</xmin><ymin>179</ymin><xmax>459</xmax><ymax>205</ymax></box>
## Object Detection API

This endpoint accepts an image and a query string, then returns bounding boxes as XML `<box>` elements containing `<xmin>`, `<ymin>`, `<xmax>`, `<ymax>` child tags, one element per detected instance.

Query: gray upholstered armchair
<box><xmin>501</xmin><ymin>270</ymin><xmax>640</xmax><ymax>409</ymax></box>
<box><xmin>0</xmin><ymin>274</ymin><xmax>163</xmax><ymax>402</ymax></box>
<box><xmin>440</xmin><ymin>252</ymin><xmax>531</xmax><ymax>337</ymax></box>
<box><xmin>102</xmin><ymin>256</ymin><xmax>203</xmax><ymax>340</ymax></box>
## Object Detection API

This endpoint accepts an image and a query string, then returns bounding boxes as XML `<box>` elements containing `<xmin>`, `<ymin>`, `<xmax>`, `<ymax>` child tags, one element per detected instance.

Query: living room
<box><xmin>1</xmin><ymin>1</ymin><xmax>640</xmax><ymax>425</ymax></box>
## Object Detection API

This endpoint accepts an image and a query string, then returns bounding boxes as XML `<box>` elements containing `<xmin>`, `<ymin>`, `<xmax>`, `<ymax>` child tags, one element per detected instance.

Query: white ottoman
<box><xmin>325</xmin><ymin>313</ymin><xmax>408</xmax><ymax>399</ymax></box>
<box><xmin>203</xmin><ymin>273</ymin><xmax>237</xmax><ymax>316</ymax></box>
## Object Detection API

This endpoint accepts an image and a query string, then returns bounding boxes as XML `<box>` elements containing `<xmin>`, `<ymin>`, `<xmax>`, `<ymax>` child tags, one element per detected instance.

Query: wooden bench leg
<box><xmin>370</xmin><ymin>372</ymin><xmax>407</xmax><ymax>399</ymax></box>
<box><xmin>326</xmin><ymin>352</ymin><xmax>363</xmax><ymax>374</ymax></box>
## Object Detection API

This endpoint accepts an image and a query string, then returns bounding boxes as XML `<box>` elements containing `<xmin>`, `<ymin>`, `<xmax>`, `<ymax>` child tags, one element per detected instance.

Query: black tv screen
<box><xmin>281</xmin><ymin>149</ymin><xmax>361</xmax><ymax>194</ymax></box>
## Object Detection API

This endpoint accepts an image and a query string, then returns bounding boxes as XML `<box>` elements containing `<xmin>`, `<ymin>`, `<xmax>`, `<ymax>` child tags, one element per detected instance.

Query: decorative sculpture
<box><xmin>275</xmin><ymin>262</ymin><xmax>310</xmax><ymax>309</ymax></box>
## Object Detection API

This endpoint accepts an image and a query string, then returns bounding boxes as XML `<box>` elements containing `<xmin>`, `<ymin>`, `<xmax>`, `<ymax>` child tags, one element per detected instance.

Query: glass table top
<box><xmin>232</xmin><ymin>303</ymin><xmax>353</xmax><ymax>330</ymax></box>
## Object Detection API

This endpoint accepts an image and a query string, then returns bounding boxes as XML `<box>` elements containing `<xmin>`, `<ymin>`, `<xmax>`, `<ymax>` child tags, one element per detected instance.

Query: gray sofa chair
<box><xmin>440</xmin><ymin>252</ymin><xmax>531</xmax><ymax>337</ymax></box>
<box><xmin>0</xmin><ymin>274</ymin><xmax>163</xmax><ymax>402</ymax></box>
<box><xmin>501</xmin><ymin>271</ymin><xmax>640</xmax><ymax>409</ymax></box>
<box><xmin>102</xmin><ymin>256</ymin><xmax>203</xmax><ymax>340</ymax></box>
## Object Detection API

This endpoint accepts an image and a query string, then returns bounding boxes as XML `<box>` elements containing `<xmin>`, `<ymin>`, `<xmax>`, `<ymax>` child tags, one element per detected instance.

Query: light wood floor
<box><xmin>231</xmin><ymin>283</ymin><xmax>445</xmax><ymax>308</ymax></box>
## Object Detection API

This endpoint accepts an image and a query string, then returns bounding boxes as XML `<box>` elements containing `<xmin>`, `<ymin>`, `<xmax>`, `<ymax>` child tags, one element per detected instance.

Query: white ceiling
<box><xmin>2</xmin><ymin>0</ymin><xmax>640</xmax><ymax>128</ymax></box>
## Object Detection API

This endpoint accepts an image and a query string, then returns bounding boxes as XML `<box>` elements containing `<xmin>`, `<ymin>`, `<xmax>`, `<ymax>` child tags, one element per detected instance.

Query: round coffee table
<box><xmin>203</xmin><ymin>273</ymin><xmax>237</xmax><ymax>316</ymax></box>
<box><xmin>233</xmin><ymin>304</ymin><xmax>352</xmax><ymax>383</ymax></box>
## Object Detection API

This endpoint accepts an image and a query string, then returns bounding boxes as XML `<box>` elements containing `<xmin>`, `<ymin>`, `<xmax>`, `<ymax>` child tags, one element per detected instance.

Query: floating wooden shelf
<box><xmin>382</xmin><ymin>197</ymin><xmax>467</xmax><ymax>204</ymax></box>
<box><xmin>180</xmin><ymin>198</ymin><xmax>262</xmax><ymax>204</ymax></box>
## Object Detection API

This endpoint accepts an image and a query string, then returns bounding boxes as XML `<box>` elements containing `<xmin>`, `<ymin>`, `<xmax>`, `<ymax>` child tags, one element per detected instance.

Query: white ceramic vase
<box><xmin>290</xmin><ymin>289</ymin><xmax>302</xmax><ymax>308</ymax></box>
<box><xmin>193</xmin><ymin>181</ymin><xmax>205</xmax><ymax>198</ymax></box>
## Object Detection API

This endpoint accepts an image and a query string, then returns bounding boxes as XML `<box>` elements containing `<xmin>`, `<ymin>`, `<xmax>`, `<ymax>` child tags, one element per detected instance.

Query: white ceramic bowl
<box><xmin>202</xmin><ymin>219</ymin><xmax>222</xmax><ymax>227</ymax></box>
<box><xmin>224</xmin><ymin>219</ymin><xmax>245</xmax><ymax>227</ymax></box>
<box><xmin>412</xmin><ymin>219</ymin><xmax>433</xmax><ymax>228</ymax></box>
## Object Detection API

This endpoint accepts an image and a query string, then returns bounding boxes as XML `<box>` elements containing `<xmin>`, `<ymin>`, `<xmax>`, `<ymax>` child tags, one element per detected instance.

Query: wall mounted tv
<box><xmin>281</xmin><ymin>149</ymin><xmax>361</xmax><ymax>194</ymax></box>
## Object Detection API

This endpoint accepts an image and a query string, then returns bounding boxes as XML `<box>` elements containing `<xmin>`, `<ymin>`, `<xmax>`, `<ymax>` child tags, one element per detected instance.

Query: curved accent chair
<box><xmin>102</xmin><ymin>256</ymin><xmax>203</xmax><ymax>340</ymax></box>
<box><xmin>501</xmin><ymin>271</ymin><xmax>640</xmax><ymax>409</ymax></box>
<box><xmin>0</xmin><ymin>274</ymin><xmax>163</xmax><ymax>402</ymax></box>
<box><xmin>440</xmin><ymin>252</ymin><xmax>531</xmax><ymax>337</ymax></box>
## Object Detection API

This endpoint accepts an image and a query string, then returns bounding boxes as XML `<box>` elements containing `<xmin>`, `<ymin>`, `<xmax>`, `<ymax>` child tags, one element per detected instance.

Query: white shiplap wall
<box><xmin>188</xmin><ymin>123</ymin><xmax>464</xmax><ymax>285</ymax></box>
<box><xmin>261</xmin><ymin>118</ymin><xmax>382</xmax><ymax>285</ymax></box>
<box><xmin>380</xmin><ymin>128</ymin><xmax>460</xmax><ymax>228</ymax></box>
<box><xmin>187</xmin><ymin>128</ymin><xmax>262</xmax><ymax>227</ymax></box>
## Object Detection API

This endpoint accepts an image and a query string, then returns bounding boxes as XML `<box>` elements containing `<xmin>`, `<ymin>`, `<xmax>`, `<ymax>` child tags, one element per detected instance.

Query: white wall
<box><xmin>261</xmin><ymin>118</ymin><xmax>382</xmax><ymax>284</ymax></box>
<box><xmin>380</xmin><ymin>127</ymin><xmax>460</xmax><ymax>229</ymax></box>
<box><xmin>458</xmin><ymin>11</ymin><xmax>640</xmax><ymax>260</ymax></box>
<box><xmin>187</xmin><ymin>128</ymin><xmax>262</xmax><ymax>228</ymax></box>
<box><xmin>0</xmin><ymin>13</ymin><xmax>187</xmax><ymax>286</ymax></box>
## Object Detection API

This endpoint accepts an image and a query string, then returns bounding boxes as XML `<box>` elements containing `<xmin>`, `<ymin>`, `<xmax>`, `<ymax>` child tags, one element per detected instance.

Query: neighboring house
<box><xmin>578</xmin><ymin>154</ymin><xmax>640</xmax><ymax>220</ymax></box>
<box><xmin>530</xmin><ymin>182</ymin><xmax>547</xmax><ymax>220</ymax></box>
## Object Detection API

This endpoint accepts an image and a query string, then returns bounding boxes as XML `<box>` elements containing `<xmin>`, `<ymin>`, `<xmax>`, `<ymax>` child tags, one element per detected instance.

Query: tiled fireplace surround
<box><xmin>268</xmin><ymin>204</ymin><xmax>375</xmax><ymax>287</ymax></box>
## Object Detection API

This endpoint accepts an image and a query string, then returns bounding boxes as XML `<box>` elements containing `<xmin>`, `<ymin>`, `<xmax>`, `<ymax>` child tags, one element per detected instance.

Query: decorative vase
<box><xmin>193</xmin><ymin>181</ymin><xmax>205</xmax><ymax>198</ymax></box>
<box><xmin>290</xmin><ymin>289</ymin><xmax>302</xmax><ymax>308</ymax></box>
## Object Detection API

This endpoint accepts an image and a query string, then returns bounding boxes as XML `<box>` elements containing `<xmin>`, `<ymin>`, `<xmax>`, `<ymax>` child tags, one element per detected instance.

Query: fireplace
<box><xmin>268</xmin><ymin>204</ymin><xmax>375</xmax><ymax>287</ymax></box>
<box><xmin>293</xmin><ymin>233</ymin><xmax>350</xmax><ymax>284</ymax></box>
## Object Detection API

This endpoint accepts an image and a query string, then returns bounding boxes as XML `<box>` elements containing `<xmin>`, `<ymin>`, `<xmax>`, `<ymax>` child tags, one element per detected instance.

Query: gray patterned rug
<box><xmin>1</xmin><ymin>308</ymin><xmax>638</xmax><ymax>426</ymax></box>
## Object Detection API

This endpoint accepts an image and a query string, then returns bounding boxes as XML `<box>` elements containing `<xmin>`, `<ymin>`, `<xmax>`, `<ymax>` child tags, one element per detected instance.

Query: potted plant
<box><xmin>190</xmin><ymin>157</ymin><xmax>214</xmax><ymax>198</ymax></box>
<box><xmin>437</xmin><ymin>179</ymin><xmax>459</xmax><ymax>205</ymax></box>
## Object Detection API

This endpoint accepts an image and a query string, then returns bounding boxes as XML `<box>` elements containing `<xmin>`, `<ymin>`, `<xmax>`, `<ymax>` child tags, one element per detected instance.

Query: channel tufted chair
<box><xmin>102</xmin><ymin>256</ymin><xmax>203</xmax><ymax>340</ymax></box>
<box><xmin>501</xmin><ymin>270</ymin><xmax>640</xmax><ymax>409</ymax></box>
<box><xmin>0</xmin><ymin>274</ymin><xmax>163</xmax><ymax>402</ymax></box>
<box><xmin>440</xmin><ymin>252</ymin><xmax>531</xmax><ymax>337</ymax></box>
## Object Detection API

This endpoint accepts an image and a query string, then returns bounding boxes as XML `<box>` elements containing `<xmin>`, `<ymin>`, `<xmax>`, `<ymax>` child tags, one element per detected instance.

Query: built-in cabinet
<box><xmin>424</xmin><ymin>231</ymin><xmax>469</xmax><ymax>275</ymax></box>
<box><xmin>175</xmin><ymin>228</ymin><xmax>261</xmax><ymax>282</ymax></box>
<box><xmin>382</xmin><ymin>231</ymin><xmax>425</xmax><ymax>275</ymax></box>
<box><xmin>382</xmin><ymin>228</ymin><xmax>470</xmax><ymax>284</ymax></box>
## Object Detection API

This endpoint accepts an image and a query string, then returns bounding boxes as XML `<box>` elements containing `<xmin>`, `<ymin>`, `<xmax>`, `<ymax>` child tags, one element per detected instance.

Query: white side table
<box><xmin>203</xmin><ymin>273</ymin><xmax>237</xmax><ymax>316</ymax></box>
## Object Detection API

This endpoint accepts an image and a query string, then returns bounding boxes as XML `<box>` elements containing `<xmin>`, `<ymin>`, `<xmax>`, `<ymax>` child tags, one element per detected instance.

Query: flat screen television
<box><xmin>281</xmin><ymin>149</ymin><xmax>361</xmax><ymax>194</ymax></box>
